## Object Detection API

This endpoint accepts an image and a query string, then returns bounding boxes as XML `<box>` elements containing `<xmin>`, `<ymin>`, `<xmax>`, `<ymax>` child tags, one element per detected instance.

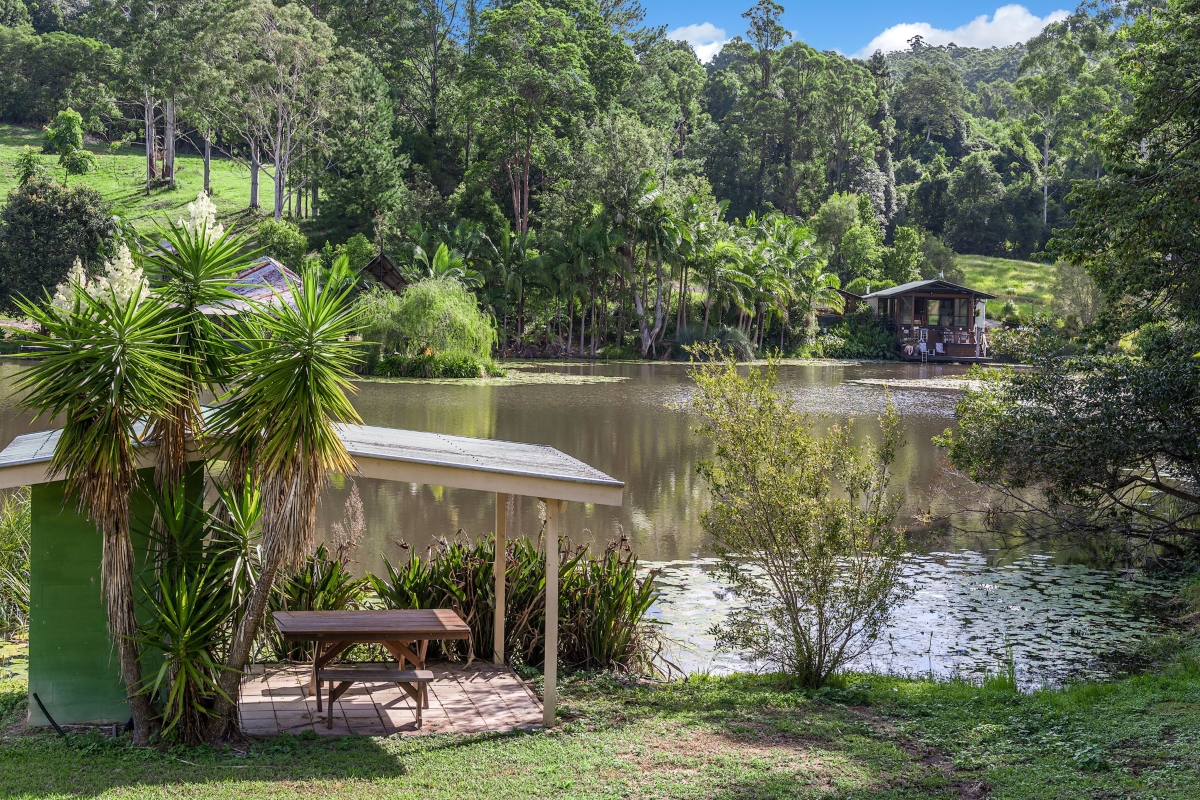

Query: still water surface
<box><xmin>0</xmin><ymin>360</ymin><xmax>1166</xmax><ymax>685</ymax></box>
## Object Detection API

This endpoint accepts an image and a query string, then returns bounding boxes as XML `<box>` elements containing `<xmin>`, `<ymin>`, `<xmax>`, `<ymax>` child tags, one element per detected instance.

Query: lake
<box><xmin>0</xmin><ymin>359</ymin><xmax>1167</xmax><ymax>685</ymax></box>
